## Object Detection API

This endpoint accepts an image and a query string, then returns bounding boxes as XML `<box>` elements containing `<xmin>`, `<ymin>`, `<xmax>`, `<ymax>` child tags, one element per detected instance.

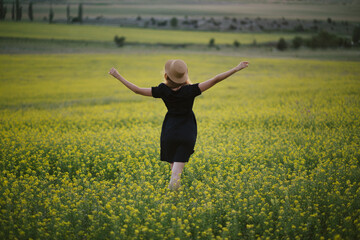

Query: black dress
<box><xmin>152</xmin><ymin>83</ymin><xmax>202</xmax><ymax>163</ymax></box>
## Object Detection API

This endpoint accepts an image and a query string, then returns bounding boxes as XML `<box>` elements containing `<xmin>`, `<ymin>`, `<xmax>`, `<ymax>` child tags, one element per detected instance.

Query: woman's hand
<box><xmin>235</xmin><ymin>61</ymin><xmax>249</xmax><ymax>71</ymax></box>
<box><xmin>109</xmin><ymin>67</ymin><xmax>120</xmax><ymax>77</ymax></box>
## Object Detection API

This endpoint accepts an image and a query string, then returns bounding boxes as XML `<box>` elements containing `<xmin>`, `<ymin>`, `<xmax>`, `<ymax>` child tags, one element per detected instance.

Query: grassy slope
<box><xmin>0</xmin><ymin>22</ymin><xmax>309</xmax><ymax>45</ymax></box>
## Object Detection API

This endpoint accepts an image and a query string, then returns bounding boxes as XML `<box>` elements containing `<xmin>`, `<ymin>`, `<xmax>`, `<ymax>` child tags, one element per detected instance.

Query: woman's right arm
<box><xmin>109</xmin><ymin>67</ymin><xmax>152</xmax><ymax>97</ymax></box>
<box><xmin>198</xmin><ymin>61</ymin><xmax>249</xmax><ymax>93</ymax></box>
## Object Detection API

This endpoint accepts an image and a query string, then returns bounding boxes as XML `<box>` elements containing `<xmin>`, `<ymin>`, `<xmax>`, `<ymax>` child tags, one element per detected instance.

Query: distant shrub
<box><xmin>276</xmin><ymin>38</ymin><xmax>287</xmax><ymax>51</ymax></box>
<box><xmin>190</xmin><ymin>19</ymin><xmax>198</xmax><ymax>26</ymax></box>
<box><xmin>282</xmin><ymin>20</ymin><xmax>288</xmax><ymax>26</ymax></box>
<box><xmin>338</xmin><ymin>37</ymin><xmax>352</xmax><ymax>48</ymax></box>
<box><xmin>233</xmin><ymin>40</ymin><xmax>240</xmax><ymax>48</ymax></box>
<box><xmin>157</xmin><ymin>20</ymin><xmax>167</xmax><ymax>27</ymax></box>
<box><xmin>352</xmin><ymin>25</ymin><xmax>360</xmax><ymax>45</ymax></box>
<box><xmin>292</xmin><ymin>36</ymin><xmax>303</xmax><ymax>49</ymax></box>
<box><xmin>182</xmin><ymin>19</ymin><xmax>190</xmax><ymax>25</ymax></box>
<box><xmin>136</xmin><ymin>15</ymin><xmax>141</xmax><ymax>21</ymax></box>
<box><xmin>72</xmin><ymin>17</ymin><xmax>81</xmax><ymax>23</ymax></box>
<box><xmin>208</xmin><ymin>38</ymin><xmax>215</xmax><ymax>48</ymax></box>
<box><xmin>310</xmin><ymin>25</ymin><xmax>319</xmax><ymax>32</ymax></box>
<box><xmin>327</xmin><ymin>18</ymin><xmax>332</xmax><ymax>24</ymax></box>
<box><xmin>293</xmin><ymin>24</ymin><xmax>304</xmax><ymax>32</ymax></box>
<box><xmin>114</xmin><ymin>35</ymin><xmax>126</xmax><ymax>47</ymax></box>
<box><xmin>170</xmin><ymin>17</ymin><xmax>178</xmax><ymax>28</ymax></box>
<box><xmin>306</xmin><ymin>30</ymin><xmax>351</xmax><ymax>49</ymax></box>
<box><xmin>150</xmin><ymin>17</ymin><xmax>156</xmax><ymax>25</ymax></box>
<box><xmin>229</xmin><ymin>24</ymin><xmax>236</xmax><ymax>30</ymax></box>
<box><xmin>209</xmin><ymin>17</ymin><xmax>221</xmax><ymax>26</ymax></box>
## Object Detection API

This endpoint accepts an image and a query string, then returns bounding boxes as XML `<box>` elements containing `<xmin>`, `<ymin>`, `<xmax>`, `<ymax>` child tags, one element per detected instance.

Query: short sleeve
<box><xmin>189</xmin><ymin>83</ymin><xmax>202</xmax><ymax>97</ymax></box>
<box><xmin>151</xmin><ymin>84</ymin><xmax>163</xmax><ymax>98</ymax></box>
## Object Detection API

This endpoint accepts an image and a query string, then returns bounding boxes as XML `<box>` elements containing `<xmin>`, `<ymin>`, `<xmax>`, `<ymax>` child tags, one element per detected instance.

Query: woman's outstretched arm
<box><xmin>198</xmin><ymin>61</ymin><xmax>249</xmax><ymax>93</ymax></box>
<box><xmin>109</xmin><ymin>67</ymin><xmax>152</xmax><ymax>97</ymax></box>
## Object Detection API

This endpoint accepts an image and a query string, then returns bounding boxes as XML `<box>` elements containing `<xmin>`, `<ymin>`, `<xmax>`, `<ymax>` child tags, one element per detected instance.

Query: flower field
<box><xmin>0</xmin><ymin>54</ymin><xmax>359</xmax><ymax>239</ymax></box>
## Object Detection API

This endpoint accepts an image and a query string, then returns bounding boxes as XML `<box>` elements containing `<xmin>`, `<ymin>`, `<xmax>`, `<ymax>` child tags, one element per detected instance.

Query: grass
<box><xmin>0</xmin><ymin>53</ymin><xmax>359</xmax><ymax>239</ymax></box>
<box><xmin>0</xmin><ymin>22</ymin><xmax>311</xmax><ymax>46</ymax></box>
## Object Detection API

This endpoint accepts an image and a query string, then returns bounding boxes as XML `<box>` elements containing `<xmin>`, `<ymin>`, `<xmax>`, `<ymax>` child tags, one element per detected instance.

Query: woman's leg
<box><xmin>168</xmin><ymin>162</ymin><xmax>185</xmax><ymax>191</ymax></box>
<box><xmin>170</xmin><ymin>162</ymin><xmax>174</xmax><ymax>170</ymax></box>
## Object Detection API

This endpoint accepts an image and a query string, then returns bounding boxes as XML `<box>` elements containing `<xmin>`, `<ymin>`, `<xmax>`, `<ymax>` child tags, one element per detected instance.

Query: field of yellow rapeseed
<box><xmin>0</xmin><ymin>53</ymin><xmax>359</xmax><ymax>239</ymax></box>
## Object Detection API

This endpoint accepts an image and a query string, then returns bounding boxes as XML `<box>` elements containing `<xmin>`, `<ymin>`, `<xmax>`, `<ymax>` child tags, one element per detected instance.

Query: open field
<box><xmin>0</xmin><ymin>22</ymin><xmax>310</xmax><ymax>46</ymax></box>
<box><xmin>1</xmin><ymin>21</ymin><xmax>359</xmax><ymax>61</ymax></box>
<box><xmin>1</xmin><ymin>1</ymin><xmax>360</xmax><ymax>238</ymax></box>
<box><xmin>1</xmin><ymin>36</ymin><xmax>360</xmax><ymax>62</ymax></box>
<box><xmin>1</xmin><ymin>53</ymin><xmax>359</xmax><ymax>239</ymax></box>
<box><xmin>2</xmin><ymin>2</ymin><xmax>360</xmax><ymax>21</ymax></box>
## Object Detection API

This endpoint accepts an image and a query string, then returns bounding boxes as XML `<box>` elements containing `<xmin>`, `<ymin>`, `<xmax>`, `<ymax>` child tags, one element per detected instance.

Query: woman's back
<box><xmin>152</xmin><ymin>83</ymin><xmax>201</xmax><ymax>115</ymax></box>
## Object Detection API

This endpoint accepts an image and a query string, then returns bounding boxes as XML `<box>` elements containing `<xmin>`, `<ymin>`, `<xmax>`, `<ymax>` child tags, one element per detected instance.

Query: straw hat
<box><xmin>164</xmin><ymin>59</ymin><xmax>188</xmax><ymax>84</ymax></box>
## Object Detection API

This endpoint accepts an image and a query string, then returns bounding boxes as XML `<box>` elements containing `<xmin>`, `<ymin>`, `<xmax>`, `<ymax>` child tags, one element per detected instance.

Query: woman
<box><xmin>109</xmin><ymin>59</ymin><xmax>249</xmax><ymax>190</ymax></box>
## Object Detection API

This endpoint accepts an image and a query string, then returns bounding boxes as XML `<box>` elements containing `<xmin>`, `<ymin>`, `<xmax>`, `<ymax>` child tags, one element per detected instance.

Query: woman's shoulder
<box><xmin>157</xmin><ymin>83</ymin><xmax>166</xmax><ymax>87</ymax></box>
<box><xmin>184</xmin><ymin>83</ymin><xmax>201</xmax><ymax>96</ymax></box>
<box><xmin>154</xmin><ymin>82</ymin><xmax>167</xmax><ymax>91</ymax></box>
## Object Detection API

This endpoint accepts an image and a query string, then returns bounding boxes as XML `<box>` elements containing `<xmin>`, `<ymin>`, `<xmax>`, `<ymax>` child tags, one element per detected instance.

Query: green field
<box><xmin>0</xmin><ymin>22</ymin><xmax>309</xmax><ymax>46</ymax></box>
<box><xmin>1</xmin><ymin>53</ymin><xmax>359</xmax><ymax>239</ymax></box>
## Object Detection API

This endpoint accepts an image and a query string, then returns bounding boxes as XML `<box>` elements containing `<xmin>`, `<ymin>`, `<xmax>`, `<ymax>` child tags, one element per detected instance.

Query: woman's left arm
<box><xmin>198</xmin><ymin>61</ymin><xmax>249</xmax><ymax>93</ymax></box>
<box><xmin>109</xmin><ymin>67</ymin><xmax>152</xmax><ymax>97</ymax></box>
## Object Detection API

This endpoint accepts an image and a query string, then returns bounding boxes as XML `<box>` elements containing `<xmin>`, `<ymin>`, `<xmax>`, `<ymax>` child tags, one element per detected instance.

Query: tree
<box><xmin>114</xmin><ymin>35</ymin><xmax>126</xmax><ymax>47</ymax></box>
<box><xmin>276</xmin><ymin>38</ymin><xmax>287</xmax><ymax>51</ymax></box>
<box><xmin>292</xmin><ymin>36</ymin><xmax>303</xmax><ymax>49</ymax></box>
<box><xmin>28</xmin><ymin>1</ymin><xmax>33</xmax><ymax>21</ymax></box>
<box><xmin>15</xmin><ymin>0</ymin><xmax>21</xmax><ymax>21</ymax></box>
<box><xmin>305</xmin><ymin>30</ymin><xmax>350</xmax><ymax>49</ymax></box>
<box><xmin>78</xmin><ymin>3</ymin><xmax>83</xmax><ymax>23</ymax></box>
<box><xmin>208</xmin><ymin>38</ymin><xmax>215</xmax><ymax>48</ymax></box>
<box><xmin>233</xmin><ymin>40</ymin><xmax>240</xmax><ymax>48</ymax></box>
<box><xmin>0</xmin><ymin>0</ymin><xmax>7</xmax><ymax>20</ymax></box>
<box><xmin>11</xmin><ymin>1</ymin><xmax>14</xmax><ymax>20</ymax></box>
<box><xmin>352</xmin><ymin>25</ymin><xmax>360</xmax><ymax>45</ymax></box>
<box><xmin>66</xmin><ymin>4</ymin><xmax>70</xmax><ymax>23</ymax></box>
<box><xmin>306</xmin><ymin>31</ymin><xmax>336</xmax><ymax>48</ymax></box>
<box><xmin>170</xmin><ymin>17</ymin><xmax>178</xmax><ymax>28</ymax></box>
<box><xmin>49</xmin><ymin>5</ymin><xmax>54</xmax><ymax>23</ymax></box>
<box><xmin>293</xmin><ymin>24</ymin><xmax>304</xmax><ymax>32</ymax></box>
